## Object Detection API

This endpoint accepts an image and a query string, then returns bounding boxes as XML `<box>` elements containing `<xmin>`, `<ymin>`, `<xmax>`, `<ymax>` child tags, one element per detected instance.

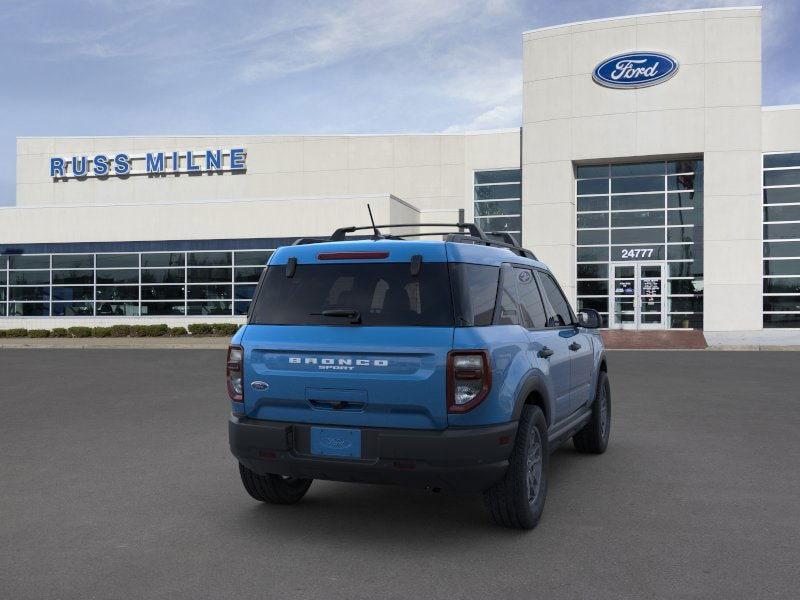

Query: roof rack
<box><xmin>310</xmin><ymin>222</ymin><xmax>537</xmax><ymax>260</ymax></box>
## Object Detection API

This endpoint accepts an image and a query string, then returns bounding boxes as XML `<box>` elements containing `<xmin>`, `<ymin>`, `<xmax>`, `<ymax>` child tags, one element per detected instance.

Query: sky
<box><xmin>1</xmin><ymin>0</ymin><xmax>798</xmax><ymax>206</ymax></box>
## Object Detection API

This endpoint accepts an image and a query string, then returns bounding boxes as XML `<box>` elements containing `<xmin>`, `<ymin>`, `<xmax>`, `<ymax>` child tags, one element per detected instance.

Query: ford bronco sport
<box><xmin>228</xmin><ymin>223</ymin><xmax>610</xmax><ymax>529</ymax></box>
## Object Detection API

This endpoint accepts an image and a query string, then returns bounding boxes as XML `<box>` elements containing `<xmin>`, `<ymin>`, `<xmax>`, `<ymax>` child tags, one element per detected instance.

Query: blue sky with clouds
<box><xmin>1</xmin><ymin>0</ymin><xmax>798</xmax><ymax>206</ymax></box>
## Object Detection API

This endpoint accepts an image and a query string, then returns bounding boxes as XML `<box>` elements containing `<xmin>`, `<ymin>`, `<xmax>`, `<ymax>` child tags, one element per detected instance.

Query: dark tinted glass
<box><xmin>764</xmin><ymin>170</ymin><xmax>800</xmax><ymax>186</ymax></box>
<box><xmin>141</xmin><ymin>268</ymin><xmax>185</xmax><ymax>283</ymax></box>
<box><xmin>234</xmin><ymin>251</ymin><xmax>272</xmax><ymax>266</ymax></box>
<box><xmin>764</xmin><ymin>314</ymin><xmax>800</xmax><ymax>328</ymax></box>
<box><xmin>475</xmin><ymin>216</ymin><xmax>520</xmax><ymax>232</ymax></box>
<box><xmin>187</xmin><ymin>285</ymin><xmax>232</xmax><ymax>300</ymax></box>
<box><xmin>667</xmin><ymin>192</ymin><xmax>701</xmax><ymax>208</ymax></box>
<box><xmin>763</xmin><ymin>278</ymin><xmax>800</xmax><ymax>294</ymax></box>
<box><xmin>188</xmin><ymin>268</ymin><xmax>231</xmax><ymax>283</ymax></box>
<box><xmin>141</xmin><ymin>285</ymin><xmax>185</xmax><ymax>300</ymax></box>
<box><xmin>250</xmin><ymin>263</ymin><xmax>455</xmax><ymax>327</ymax></box>
<box><xmin>611</xmin><ymin>210</ymin><xmax>664</xmax><ymax>227</ymax></box>
<box><xmin>764</xmin><ymin>259</ymin><xmax>800</xmax><ymax>276</ymax></box>
<box><xmin>141</xmin><ymin>253</ymin><xmax>185</xmax><ymax>267</ymax></box>
<box><xmin>538</xmin><ymin>271</ymin><xmax>573</xmax><ymax>326</ymax></box>
<box><xmin>96</xmin><ymin>254</ymin><xmax>137</xmax><ymax>268</ymax></box>
<box><xmin>763</xmin><ymin>188</ymin><xmax>800</xmax><ymax>204</ymax></box>
<box><xmin>669</xmin><ymin>297</ymin><xmax>702</xmax><ymax>312</ymax></box>
<box><xmin>763</xmin><ymin>241</ymin><xmax>800</xmax><ymax>258</ymax></box>
<box><xmin>667</xmin><ymin>160</ymin><xmax>701</xmax><ymax>174</ymax></box>
<box><xmin>52</xmin><ymin>286</ymin><xmax>93</xmax><ymax>301</ymax></box>
<box><xmin>668</xmin><ymin>209</ymin><xmax>696</xmax><ymax>225</ymax></box>
<box><xmin>474</xmin><ymin>184</ymin><xmax>521</xmax><ymax>200</ymax></box>
<box><xmin>764</xmin><ymin>205</ymin><xmax>800</xmax><ymax>222</ymax></box>
<box><xmin>8</xmin><ymin>302</ymin><xmax>48</xmax><ymax>316</ymax></box>
<box><xmin>474</xmin><ymin>170</ymin><xmax>520</xmax><ymax>184</ymax></box>
<box><xmin>764</xmin><ymin>153</ymin><xmax>800</xmax><ymax>168</ymax></box>
<box><xmin>10</xmin><ymin>287</ymin><xmax>49</xmax><ymax>301</ymax></box>
<box><xmin>95</xmin><ymin>286</ymin><xmax>138</xmax><ymax>301</ymax></box>
<box><xmin>96</xmin><ymin>302</ymin><xmax>138</xmax><ymax>316</ymax></box>
<box><xmin>141</xmin><ymin>302</ymin><xmax>185</xmax><ymax>316</ymax></box>
<box><xmin>611</xmin><ymin>228</ymin><xmax>664</xmax><ymax>244</ymax></box>
<box><xmin>611</xmin><ymin>162</ymin><xmax>663</xmax><ymax>176</ymax></box>
<box><xmin>0</xmin><ymin>272</ymin><xmax>5</xmax><ymax>285</ymax></box>
<box><xmin>667</xmin><ymin>174</ymin><xmax>697</xmax><ymax>191</ymax></box>
<box><xmin>577</xmin><ymin>196</ymin><xmax>608</xmax><ymax>212</ymax></box>
<box><xmin>577</xmin><ymin>212</ymin><xmax>608</xmax><ymax>228</ymax></box>
<box><xmin>669</xmin><ymin>262</ymin><xmax>696</xmax><ymax>277</ymax></box>
<box><xmin>187</xmin><ymin>302</ymin><xmax>232</xmax><ymax>315</ymax></box>
<box><xmin>576</xmin><ymin>165</ymin><xmax>608</xmax><ymax>178</ymax></box>
<box><xmin>9</xmin><ymin>255</ymin><xmax>49</xmax><ymax>269</ymax></box>
<box><xmin>670</xmin><ymin>314</ymin><xmax>703</xmax><ymax>329</ymax></box>
<box><xmin>10</xmin><ymin>270</ymin><xmax>49</xmax><ymax>285</ymax></box>
<box><xmin>577</xmin><ymin>297</ymin><xmax>608</xmax><ymax>312</ymax></box>
<box><xmin>668</xmin><ymin>227</ymin><xmax>694</xmax><ymax>243</ymax></box>
<box><xmin>234</xmin><ymin>284</ymin><xmax>257</xmax><ymax>300</ymax></box>
<box><xmin>51</xmin><ymin>302</ymin><xmax>93</xmax><ymax>316</ymax></box>
<box><xmin>577</xmin><ymin>281</ymin><xmax>608</xmax><ymax>295</ymax></box>
<box><xmin>763</xmin><ymin>296</ymin><xmax>800</xmax><ymax>312</ymax></box>
<box><xmin>234</xmin><ymin>267</ymin><xmax>264</xmax><ymax>282</ymax></box>
<box><xmin>669</xmin><ymin>280</ymin><xmax>701</xmax><ymax>295</ymax></box>
<box><xmin>577</xmin><ymin>230</ymin><xmax>608</xmax><ymax>245</ymax></box>
<box><xmin>577</xmin><ymin>247</ymin><xmax>609</xmax><ymax>262</ymax></box>
<box><xmin>188</xmin><ymin>252</ymin><xmax>231</xmax><ymax>267</ymax></box>
<box><xmin>96</xmin><ymin>269</ymin><xmax>138</xmax><ymax>284</ymax></box>
<box><xmin>667</xmin><ymin>245</ymin><xmax>694</xmax><ymax>261</ymax></box>
<box><xmin>577</xmin><ymin>264</ymin><xmax>608</xmax><ymax>278</ymax></box>
<box><xmin>52</xmin><ymin>270</ymin><xmax>93</xmax><ymax>284</ymax></box>
<box><xmin>234</xmin><ymin>301</ymin><xmax>251</xmax><ymax>316</ymax></box>
<box><xmin>611</xmin><ymin>176</ymin><xmax>663</xmax><ymax>194</ymax></box>
<box><xmin>474</xmin><ymin>200</ymin><xmax>522</xmax><ymax>216</ymax></box>
<box><xmin>495</xmin><ymin>267</ymin><xmax>519</xmax><ymax>326</ymax></box>
<box><xmin>515</xmin><ymin>269</ymin><xmax>547</xmax><ymax>329</ymax></box>
<box><xmin>577</xmin><ymin>179</ymin><xmax>608</xmax><ymax>195</ymax></box>
<box><xmin>611</xmin><ymin>194</ymin><xmax>664</xmax><ymax>210</ymax></box>
<box><xmin>764</xmin><ymin>223</ymin><xmax>800</xmax><ymax>240</ymax></box>
<box><xmin>450</xmin><ymin>263</ymin><xmax>499</xmax><ymax>327</ymax></box>
<box><xmin>52</xmin><ymin>254</ymin><xmax>93</xmax><ymax>269</ymax></box>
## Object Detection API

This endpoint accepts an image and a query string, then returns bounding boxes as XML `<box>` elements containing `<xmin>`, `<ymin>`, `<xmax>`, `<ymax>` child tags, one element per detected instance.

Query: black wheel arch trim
<box><xmin>511</xmin><ymin>371</ymin><xmax>554</xmax><ymax>426</ymax></box>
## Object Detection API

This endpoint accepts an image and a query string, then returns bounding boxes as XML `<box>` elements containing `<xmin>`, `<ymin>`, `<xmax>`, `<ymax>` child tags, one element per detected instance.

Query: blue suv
<box><xmin>228</xmin><ymin>223</ymin><xmax>610</xmax><ymax>529</ymax></box>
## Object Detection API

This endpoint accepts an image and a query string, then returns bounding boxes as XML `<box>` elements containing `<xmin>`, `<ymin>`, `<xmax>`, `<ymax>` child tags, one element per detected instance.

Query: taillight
<box><xmin>227</xmin><ymin>345</ymin><xmax>244</xmax><ymax>401</ymax></box>
<box><xmin>447</xmin><ymin>350</ymin><xmax>491</xmax><ymax>413</ymax></box>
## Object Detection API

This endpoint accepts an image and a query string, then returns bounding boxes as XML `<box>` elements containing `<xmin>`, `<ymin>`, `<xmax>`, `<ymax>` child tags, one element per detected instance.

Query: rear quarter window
<box><xmin>449</xmin><ymin>263</ymin><xmax>500</xmax><ymax>326</ymax></box>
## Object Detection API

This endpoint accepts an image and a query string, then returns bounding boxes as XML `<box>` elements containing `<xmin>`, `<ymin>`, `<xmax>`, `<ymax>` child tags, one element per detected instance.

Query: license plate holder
<box><xmin>310</xmin><ymin>427</ymin><xmax>361</xmax><ymax>458</ymax></box>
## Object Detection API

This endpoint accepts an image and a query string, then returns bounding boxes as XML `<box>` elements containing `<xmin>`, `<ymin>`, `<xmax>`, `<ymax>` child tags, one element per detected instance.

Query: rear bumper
<box><xmin>229</xmin><ymin>415</ymin><xmax>517</xmax><ymax>493</ymax></box>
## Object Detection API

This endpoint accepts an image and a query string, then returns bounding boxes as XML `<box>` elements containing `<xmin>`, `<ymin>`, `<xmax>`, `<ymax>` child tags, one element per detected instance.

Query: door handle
<box><xmin>569</xmin><ymin>342</ymin><xmax>582</xmax><ymax>352</ymax></box>
<box><xmin>537</xmin><ymin>347</ymin><xmax>554</xmax><ymax>358</ymax></box>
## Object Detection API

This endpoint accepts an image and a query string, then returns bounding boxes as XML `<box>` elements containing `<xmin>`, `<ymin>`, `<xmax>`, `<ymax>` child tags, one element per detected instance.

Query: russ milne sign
<box><xmin>49</xmin><ymin>148</ymin><xmax>246</xmax><ymax>179</ymax></box>
<box><xmin>592</xmin><ymin>52</ymin><xmax>678</xmax><ymax>89</ymax></box>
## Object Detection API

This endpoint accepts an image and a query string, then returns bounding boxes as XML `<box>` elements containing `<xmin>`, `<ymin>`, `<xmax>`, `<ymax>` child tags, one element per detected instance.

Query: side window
<box><xmin>515</xmin><ymin>268</ymin><xmax>548</xmax><ymax>329</ymax></box>
<box><xmin>538</xmin><ymin>271</ymin><xmax>574</xmax><ymax>327</ymax></box>
<box><xmin>450</xmin><ymin>263</ymin><xmax>500</xmax><ymax>326</ymax></box>
<box><xmin>495</xmin><ymin>265</ymin><xmax>519</xmax><ymax>325</ymax></box>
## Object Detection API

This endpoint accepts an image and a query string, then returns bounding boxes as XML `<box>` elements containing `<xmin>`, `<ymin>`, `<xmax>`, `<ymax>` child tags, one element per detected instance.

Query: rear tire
<box><xmin>483</xmin><ymin>405</ymin><xmax>549</xmax><ymax>530</ymax></box>
<box><xmin>573</xmin><ymin>371</ymin><xmax>611</xmax><ymax>454</ymax></box>
<box><xmin>238</xmin><ymin>463</ymin><xmax>312</xmax><ymax>504</ymax></box>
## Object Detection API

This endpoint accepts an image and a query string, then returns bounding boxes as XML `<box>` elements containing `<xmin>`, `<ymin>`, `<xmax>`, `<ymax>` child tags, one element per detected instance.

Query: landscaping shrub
<box><xmin>5</xmin><ymin>328</ymin><xmax>29</xmax><ymax>338</ymax></box>
<box><xmin>211</xmin><ymin>323</ymin><xmax>239</xmax><ymax>336</ymax></box>
<box><xmin>145</xmin><ymin>324</ymin><xmax>169</xmax><ymax>337</ymax></box>
<box><xmin>91</xmin><ymin>327</ymin><xmax>112</xmax><ymax>338</ymax></box>
<box><xmin>188</xmin><ymin>323</ymin><xmax>213</xmax><ymax>336</ymax></box>
<box><xmin>28</xmin><ymin>329</ymin><xmax>51</xmax><ymax>338</ymax></box>
<box><xmin>68</xmin><ymin>326</ymin><xmax>92</xmax><ymax>338</ymax></box>
<box><xmin>168</xmin><ymin>326</ymin><xmax>188</xmax><ymax>337</ymax></box>
<box><xmin>51</xmin><ymin>328</ymin><xmax>69</xmax><ymax>338</ymax></box>
<box><xmin>108</xmin><ymin>324</ymin><xmax>132</xmax><ymax>337</ymax></box>
<box><xmin>129</xmin><ymin>325</ymin><xmax>148</xmax><ymax>337</ymax></box>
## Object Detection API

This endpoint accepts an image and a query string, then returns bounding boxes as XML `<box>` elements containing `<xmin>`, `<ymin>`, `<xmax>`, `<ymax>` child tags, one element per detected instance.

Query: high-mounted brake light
<box><xmin>317</xmin><ymin>251</ymin><xmax>389</xmax><ymax>260</ymax></box>
<box><xmin>227</xmin><ymin>345</ymin><xmax>244</xmax><ymax>402</ymax></box>
<box><xmin>447</xmin><ymin>350</ymin><xmax>491</xmax><ymax>413</ymax></box>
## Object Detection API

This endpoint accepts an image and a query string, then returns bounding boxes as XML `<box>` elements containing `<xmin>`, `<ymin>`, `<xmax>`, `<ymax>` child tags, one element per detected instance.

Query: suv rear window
<box><xmin>249</xmin><ymin>263</ymin><xmax>454</xmax><ymax>326</ymax></box>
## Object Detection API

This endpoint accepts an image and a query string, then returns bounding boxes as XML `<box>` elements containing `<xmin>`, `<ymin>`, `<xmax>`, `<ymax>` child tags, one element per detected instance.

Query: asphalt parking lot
<box><xmin>1</xmin><ymin>349</ymin><xmax>798</xmax><ymax>599</ymax></box>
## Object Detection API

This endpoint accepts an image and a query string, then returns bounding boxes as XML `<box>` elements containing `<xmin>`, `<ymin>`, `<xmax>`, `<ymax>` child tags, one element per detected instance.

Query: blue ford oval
<box><xmin>593</xmin><ymin>51</ymin><xmax>678</xmax><ymax>89</ymax></box>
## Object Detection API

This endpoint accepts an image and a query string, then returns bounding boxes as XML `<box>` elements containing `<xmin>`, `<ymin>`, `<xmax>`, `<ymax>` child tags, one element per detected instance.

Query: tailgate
<box><xmin>242</xmin><ymin>325</ymin><xmax>453</xmax><ymax>430</ymax></box>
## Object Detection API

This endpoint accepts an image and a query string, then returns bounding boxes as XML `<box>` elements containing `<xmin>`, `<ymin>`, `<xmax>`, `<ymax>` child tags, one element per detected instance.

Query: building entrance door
<box><xmin>609</xmin><ymin>262</ymin><xmax>667</xmax><ymax>330</ymax></box>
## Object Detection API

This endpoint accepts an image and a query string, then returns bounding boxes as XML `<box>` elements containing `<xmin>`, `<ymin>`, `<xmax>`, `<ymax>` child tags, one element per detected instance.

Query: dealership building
<box><xmin>2</xmin><ymin>6</ymin><xmax>799</xmax><ymax>338</ymax></box>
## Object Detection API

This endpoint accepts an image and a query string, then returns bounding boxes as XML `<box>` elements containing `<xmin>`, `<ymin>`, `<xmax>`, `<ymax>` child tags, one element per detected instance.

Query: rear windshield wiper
<box><xmin>309</xmin><ymin>309</ymin><xmax>362</xmax><ymax>324</ymax></box>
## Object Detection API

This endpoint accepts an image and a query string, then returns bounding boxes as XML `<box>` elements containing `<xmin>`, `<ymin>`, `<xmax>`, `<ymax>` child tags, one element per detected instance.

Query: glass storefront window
<box><xmin>474</xmin><ymin>169</ymin><xmax>521</xmax><ymax>241</ymax></box>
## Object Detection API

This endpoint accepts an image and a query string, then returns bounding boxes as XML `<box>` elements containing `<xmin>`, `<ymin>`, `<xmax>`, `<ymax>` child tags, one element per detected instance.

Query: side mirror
<box><xmin>577</xmin><ymin>308</ymin><xmax>601</xmax><ymax>329</ymax></box>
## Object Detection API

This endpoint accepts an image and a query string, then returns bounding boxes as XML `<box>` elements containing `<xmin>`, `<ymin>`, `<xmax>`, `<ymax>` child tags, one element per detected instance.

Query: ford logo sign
<box><xmin>593</xmin><ymin>52</ymin><xmax>678</xmax><ymax>89</ymax></box>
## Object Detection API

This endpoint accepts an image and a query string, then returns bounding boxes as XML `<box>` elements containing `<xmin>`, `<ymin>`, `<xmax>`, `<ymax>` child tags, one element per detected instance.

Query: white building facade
<box><xmin>2</xmin><ymin>6</ymin><xmax>799</xmax><ymax>336</ymax></box>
